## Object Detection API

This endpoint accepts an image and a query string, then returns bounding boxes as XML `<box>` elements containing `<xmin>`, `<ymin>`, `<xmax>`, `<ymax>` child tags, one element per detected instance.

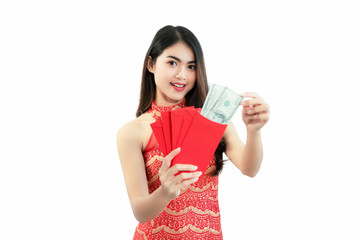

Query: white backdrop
<box><xmin>1</xmin><ymin>0</ymin><xmax>359</xmax><ymax>239</ymax></box>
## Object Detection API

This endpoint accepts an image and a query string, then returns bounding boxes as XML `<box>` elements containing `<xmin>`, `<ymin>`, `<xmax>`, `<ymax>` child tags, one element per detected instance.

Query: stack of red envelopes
<box><xmin>150</xmin><ymin>107</ymin><xmax>227</xmax><ymax>174</ymax></box>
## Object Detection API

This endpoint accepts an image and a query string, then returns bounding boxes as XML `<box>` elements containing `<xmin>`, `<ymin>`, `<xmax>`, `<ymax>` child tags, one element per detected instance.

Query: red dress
<box><xmin>133</xmin><ymin>100</ymin><xmax>223</xmax><ymax>240</ymax></box>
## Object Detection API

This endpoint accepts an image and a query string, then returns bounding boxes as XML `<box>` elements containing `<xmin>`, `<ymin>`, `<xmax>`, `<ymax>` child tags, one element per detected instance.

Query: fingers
<box><xmin>161</xmin><ymin>164</ymin><xmax>198</xmax><ymax>186</ymax></box>
<box><xmin>159</xmin><ymin>147</ymin><xmax>181</xmax><ymax>174</ymax></box>
<box><xmin>164</xmin><ymin>171</ymin><xmax>201</xmax><ymax>199</ymax></box>
<box><xmin>240</xmin><ymin>92</ymin><xmax>260</xmax><ymax>98</ymax></box>
<box><xmin>243</xmin><ymin>110</ymin><xmax>270</xmax><ymax>125</ymax></box>
<box><xmin>240</xmin><ymin>92</ymin><xmax>269</xmax><ymax>116</ymax></box>
<box><xmin>159</xmin><ymin>168</ymin><xmax>201</xmax><ymax>200</ymax></box>
<box><xmin>177</xmin><ymin>176</ymin><xmax>201</xmax><ymax>190</ymax></box>
<box><xmin>241</xmin><ymin>97</ymin><xmax>264</xmax><ymax>107</ymax></box>
<box><xmin>159</xmin><ymin>147</ymin><xmax>198</xmax><ymax>180</ymax></box>
<box><xmin>168</xmin><ymin>163</ymin><xmax>198</xmax><ymax>176</ymax></box>
<box><xmin>166</xmin><ymin>147</ymin><xmax>181</xmax><ymax>161</ymax></box>
<box><xmin>243</xmin><ymin>112</ymin><xmax>269</xmax><ymax>121</ymax></box>
<box><xmin>172</xmin><ymin>171</ymin><xmax>202</xmax><ymax>184</ymax></box>
<box><xmin>242</xmin><ymin>104</ymin><xmax>268</xmax><ymax>115</ymax></box>
<box><xmin>158</xmin><ymin>147</ymin><xmax>201</xmax><ymax>200</ymax></box>
<box><xmin>240</xmin><ymin>92</ymin><xmax>270</xmax><ymax>127</ymax></box>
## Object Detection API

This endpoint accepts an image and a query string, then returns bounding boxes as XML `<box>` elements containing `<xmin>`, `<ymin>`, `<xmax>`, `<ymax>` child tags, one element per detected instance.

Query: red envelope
<box><xmin>170</xmin><ymin>109</ymin><xmax>184</xmax><ymax>149</ymax></box>
<box><xmin>176</xmin><ymin>108</ymin><xmax>196</xmax><ymax>147</ymax></box>
<box><xmin>171</xmin><ymin>112</ymin><xmax>226</xmax><ymax>174</ymax></box>
<box><xmin>160</xmin><ymin>111</ymin><xmax>172</xmax><ymax>155</ymax></box>
<box><xmin>150</xmin><ymin>108</ymin><xmax>227</xmax><ymax>175</ymax></box>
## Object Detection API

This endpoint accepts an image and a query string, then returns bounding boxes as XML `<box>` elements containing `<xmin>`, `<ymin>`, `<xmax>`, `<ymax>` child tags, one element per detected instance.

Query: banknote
<box><xmin>201</xmin><ymin>84</ymin><xmax>243</xmax><ymax>124</ymax></box>
<box><xmin>202</xmin><ymin>84</ymin><xmax>226</xmax><ymax>114</ymax></box>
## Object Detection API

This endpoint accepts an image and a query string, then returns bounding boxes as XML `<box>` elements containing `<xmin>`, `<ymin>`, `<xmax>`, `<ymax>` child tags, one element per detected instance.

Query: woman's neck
<box><xmin>155</xmin><ymin>98</ymin><xmax>185</xmax><ymax>107</ymax></box>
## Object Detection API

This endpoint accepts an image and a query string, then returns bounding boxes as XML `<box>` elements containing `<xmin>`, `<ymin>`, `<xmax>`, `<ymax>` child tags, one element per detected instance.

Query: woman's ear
<box><xmin>147</xmin><ymin>56</ymin><xmax>154</xmax><ymax>73</ymax></box>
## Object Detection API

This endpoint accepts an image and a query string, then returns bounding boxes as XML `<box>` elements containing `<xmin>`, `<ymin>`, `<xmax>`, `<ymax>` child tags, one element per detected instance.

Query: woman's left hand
<box><xmin>240</xmin><ymin>92</ymin><xmax>270</xmax><ymax>133</ymax></box>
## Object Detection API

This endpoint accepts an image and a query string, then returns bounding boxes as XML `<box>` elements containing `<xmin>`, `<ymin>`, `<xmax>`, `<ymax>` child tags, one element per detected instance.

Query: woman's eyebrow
<box><xmin>167</xmin><ymin>55</ymin><xmax>196</xmax><ymax>64</ymax></box>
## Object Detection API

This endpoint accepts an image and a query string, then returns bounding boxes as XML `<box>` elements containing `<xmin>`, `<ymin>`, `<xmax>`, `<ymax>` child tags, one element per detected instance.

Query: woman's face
<box><xmin>148</xmin><ymin>41</ymin><xmax>196</xmax><ymax>106</ymax></box>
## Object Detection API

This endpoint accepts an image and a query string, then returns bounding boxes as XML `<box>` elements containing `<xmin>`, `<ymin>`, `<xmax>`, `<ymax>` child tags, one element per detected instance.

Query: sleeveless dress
<box><xmin>133</xmin><ymin>100</ymin><xmax>223</xmax><ymax>240</ymax></box>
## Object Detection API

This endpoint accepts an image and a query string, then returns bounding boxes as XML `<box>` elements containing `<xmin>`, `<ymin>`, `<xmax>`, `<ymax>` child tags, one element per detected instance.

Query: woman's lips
<box><xmin>170</xmin><ymin>82</ymin><xmax>185</xmax><ymax>91</ymax></box>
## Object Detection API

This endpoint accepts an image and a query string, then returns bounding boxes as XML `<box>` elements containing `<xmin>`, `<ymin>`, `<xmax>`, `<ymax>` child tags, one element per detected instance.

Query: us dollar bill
<box><xmin>201</xmin><ymin>84</ymin><xmax>243</xmax><ymax>124</ymax></box>
<box><xmin>202</xmin><ymin>84</ymin><xmax>226</xmax><ymax>114</ymax></box>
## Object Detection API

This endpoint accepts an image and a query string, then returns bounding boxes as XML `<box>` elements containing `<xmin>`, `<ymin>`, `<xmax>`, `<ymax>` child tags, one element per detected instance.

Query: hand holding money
<box><xmin>240</xmin><ymin>92</ymin><xmax>270</xmax><ymax>133</ymax></box>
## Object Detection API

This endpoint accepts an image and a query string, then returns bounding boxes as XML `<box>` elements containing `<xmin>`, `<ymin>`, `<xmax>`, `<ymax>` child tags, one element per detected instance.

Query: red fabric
<box><xmin>133</xmin><ymin>100</ymin><xmax>223</xmax><ymax>239</ymax></box>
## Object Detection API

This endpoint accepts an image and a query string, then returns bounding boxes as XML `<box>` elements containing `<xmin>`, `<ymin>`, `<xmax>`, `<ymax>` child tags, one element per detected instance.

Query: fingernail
<box><xmin>196</xmin><ymin>172</ymin><xmax>202</xmax><ymax>176</ymax></box>
<box><xmin>192</xmin><ymin>166</ymin><xmax>198</xmax><ymax>170</ymax></box>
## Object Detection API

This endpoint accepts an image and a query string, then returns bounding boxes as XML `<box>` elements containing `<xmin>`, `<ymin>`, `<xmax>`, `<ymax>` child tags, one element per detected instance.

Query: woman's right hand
<box><xmin>158</xmin><ymin>148</ymin><xmax>202</xmax><ymax>200</ymax></box>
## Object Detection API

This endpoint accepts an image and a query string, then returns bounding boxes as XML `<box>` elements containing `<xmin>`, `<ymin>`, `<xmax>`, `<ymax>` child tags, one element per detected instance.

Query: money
<box><xmin>201</xmin><ymin>84</ymin><xmax>243</xmax><ymax>124</ymax></box>
<box><xmin>202</xmin><ymin>84</ymin><xmax>225</xmax><ymax>114</ymax></box>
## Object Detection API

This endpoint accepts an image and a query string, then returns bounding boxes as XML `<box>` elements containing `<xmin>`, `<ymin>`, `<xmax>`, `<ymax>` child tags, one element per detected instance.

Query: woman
<box><xmin>117</xmin><ymin>25</ymin><xmax>269</xmax><ymax>239</ymax></box>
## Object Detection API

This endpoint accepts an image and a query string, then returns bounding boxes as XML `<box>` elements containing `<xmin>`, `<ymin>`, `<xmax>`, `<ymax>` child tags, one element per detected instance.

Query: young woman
<box><xmin>117</xmin><ymin>25</ymin><xmax>269</xmax><ymax>239</ymax></box>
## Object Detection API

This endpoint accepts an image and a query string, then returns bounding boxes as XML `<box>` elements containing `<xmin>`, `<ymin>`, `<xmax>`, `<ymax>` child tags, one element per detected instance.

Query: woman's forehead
<box><xmin>160</xmin><ymin>42</ymin><xmax>195</xmax><ymax>62</ymax></box>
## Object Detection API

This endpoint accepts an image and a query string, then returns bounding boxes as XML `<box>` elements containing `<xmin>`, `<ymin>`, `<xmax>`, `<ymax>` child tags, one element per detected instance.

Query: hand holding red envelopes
<box><xmin>151</xmin><ymin>84</ymin><xmax>243</xmax><ymax>174</ymax></box>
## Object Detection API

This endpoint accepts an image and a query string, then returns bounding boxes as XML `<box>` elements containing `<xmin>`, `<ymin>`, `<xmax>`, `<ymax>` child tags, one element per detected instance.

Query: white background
<box><xmin>1</xmin><ymin>0</ymin><xmax>359</xmax><ymax>239</ymax></box>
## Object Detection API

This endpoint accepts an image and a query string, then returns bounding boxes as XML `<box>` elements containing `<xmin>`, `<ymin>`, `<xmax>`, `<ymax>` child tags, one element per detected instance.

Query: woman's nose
<box><xmin>176</xmin><ymin>66</ymin><xmax>186</xmax><ymax>80</ymax></box>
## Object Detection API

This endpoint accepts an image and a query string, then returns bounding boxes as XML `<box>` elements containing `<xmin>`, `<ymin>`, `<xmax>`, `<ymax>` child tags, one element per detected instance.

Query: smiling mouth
<box><xmin>170</xmin><ymin>83</ymin><xmax>185</xmax><ymax>88</ymax></box>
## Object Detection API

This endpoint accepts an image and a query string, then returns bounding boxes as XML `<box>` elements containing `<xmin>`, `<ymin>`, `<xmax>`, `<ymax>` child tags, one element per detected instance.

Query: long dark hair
<box><xmin>136</xmin><ymin>25</ymin><xmax>226</xmax><ymax>176</ymax></box>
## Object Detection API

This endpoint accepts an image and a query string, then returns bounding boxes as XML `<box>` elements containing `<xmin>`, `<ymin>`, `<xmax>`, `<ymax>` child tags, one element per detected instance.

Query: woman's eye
<box><xmin>188</xmin><ymin>65</ymin><xmax>196</xmax><ymax>70</ymax></box>
<box><xmin>168</xmin><ymin>61</ymin><xmax>177</xmax><ymax>66</ymax></box>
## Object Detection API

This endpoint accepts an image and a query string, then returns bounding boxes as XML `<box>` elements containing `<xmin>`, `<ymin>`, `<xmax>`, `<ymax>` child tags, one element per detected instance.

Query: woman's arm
<box><xmin>117</xmin><ymin>121</ymin><xmax>201</xmax><ymax>223</ymax></box>
<box><xmin>117</xmin><ymin>121</ymin><xmax>166</xmax><ymax>223</ymax></box>
<box><xmin>223</xmin><ymin>92</ymin><xmax>269</xmax><ymax>177</ymax></box>
<box><xmin>223</xmin><ymin>123</ymin><xmax>263</xmax><ymax>177</ymax></box>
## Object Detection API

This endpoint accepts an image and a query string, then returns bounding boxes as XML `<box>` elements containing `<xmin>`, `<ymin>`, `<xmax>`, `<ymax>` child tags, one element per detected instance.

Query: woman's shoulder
<box><xmin>117</xmin><ymin>113</ymin><xmax>155</xmax><ymax>144</ymax></box>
